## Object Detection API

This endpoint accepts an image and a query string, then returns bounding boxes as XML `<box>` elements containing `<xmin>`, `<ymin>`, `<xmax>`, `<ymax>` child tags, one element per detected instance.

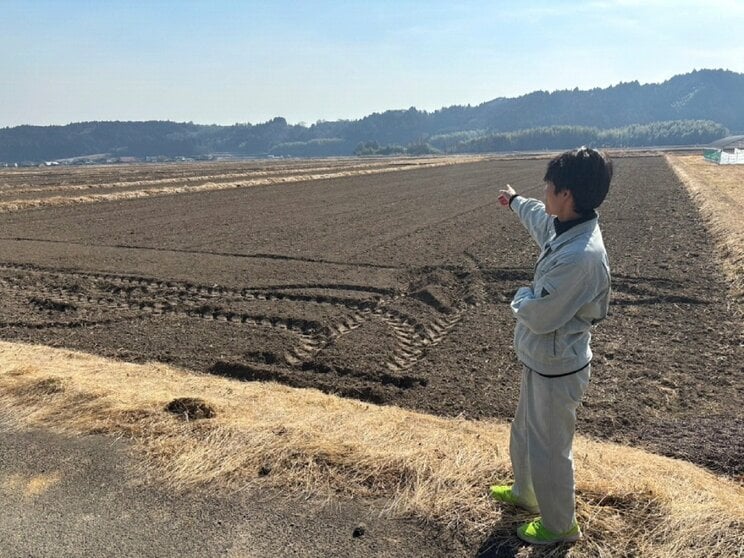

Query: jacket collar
<box><xmin>547</xmin><ymin>214</ymin><xmax>599</xmax><ymax>250</ymax></box>
<box><xmin>554</xmin><ymin>210</ymin><xmax>597</xmax><ymax>237</ymax></box>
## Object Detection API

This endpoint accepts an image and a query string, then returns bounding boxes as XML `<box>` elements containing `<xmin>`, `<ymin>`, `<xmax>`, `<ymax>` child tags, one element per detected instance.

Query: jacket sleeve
<box><xmin>510</xmin><ymin>256</ymin><xmax>599</xmax><ymax>334</ymax></box>
<box><xmin>511</xmin><ymin>196</ymin><xmax>553</xmax><ymax>248</ymax></box>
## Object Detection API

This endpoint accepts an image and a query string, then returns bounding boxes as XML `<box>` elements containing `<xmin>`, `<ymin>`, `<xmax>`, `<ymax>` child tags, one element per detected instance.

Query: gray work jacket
<box><xmin>510</xmin><ymin>196</ymin><xmax>611</xmax><ymax>376</ymax></box>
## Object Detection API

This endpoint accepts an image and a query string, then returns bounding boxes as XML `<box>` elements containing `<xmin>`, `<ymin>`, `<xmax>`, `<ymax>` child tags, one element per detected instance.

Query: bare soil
<box><xmin>0</xmin><ymin>156</ymin><xmax>741</xmax><ymax>478</ymax></box>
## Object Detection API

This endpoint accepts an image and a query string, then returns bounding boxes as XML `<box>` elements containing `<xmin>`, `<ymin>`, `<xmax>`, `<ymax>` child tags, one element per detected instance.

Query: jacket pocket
<box><xmin>515</xmin><ymin>323</ymin><xmax>554</xmax><ymax>363</ymax></box>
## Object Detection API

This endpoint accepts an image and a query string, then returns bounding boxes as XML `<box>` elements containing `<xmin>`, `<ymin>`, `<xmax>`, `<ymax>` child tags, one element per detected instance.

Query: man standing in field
<box><xmin>491</xmin><ymin>147</ymin><xmax>613</xmax><ymax>545</ymax></box>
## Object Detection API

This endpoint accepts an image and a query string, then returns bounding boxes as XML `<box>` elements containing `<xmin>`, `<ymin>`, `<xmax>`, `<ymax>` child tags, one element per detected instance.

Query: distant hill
<box><xmin>1</xmin><ymin>69</ymin><xmax>742</xmax><ymax>163</ymax></box>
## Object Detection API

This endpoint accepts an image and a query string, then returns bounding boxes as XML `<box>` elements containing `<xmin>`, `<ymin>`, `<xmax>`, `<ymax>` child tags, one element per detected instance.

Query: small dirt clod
<box><xmin>164</xmin><ymin>397</ymin><xmax>216</xmax><ymax>420</ymax></box>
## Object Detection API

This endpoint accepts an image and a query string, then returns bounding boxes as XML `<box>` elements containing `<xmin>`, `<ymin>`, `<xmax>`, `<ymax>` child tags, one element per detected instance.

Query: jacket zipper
<box><xmin>535</xmin><ymin>244</ymin><xmax>552</xmax><ymax>271</ymax></box>
<box><xmin>552</xmin><ymin>331</ymin><xmax>557</xmax><ymax>356</ymax></box>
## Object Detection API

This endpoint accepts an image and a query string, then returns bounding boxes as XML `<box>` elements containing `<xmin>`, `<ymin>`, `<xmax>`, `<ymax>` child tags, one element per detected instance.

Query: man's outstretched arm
<box><xmin>498</xmin><ymin>184</ymin><xmax>553</xmax><ymax>248</ymax></box>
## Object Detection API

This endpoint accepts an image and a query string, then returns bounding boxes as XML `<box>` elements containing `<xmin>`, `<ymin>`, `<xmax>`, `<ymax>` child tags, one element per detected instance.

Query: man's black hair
<box><xmin>543</xmin><ymin>147</ymin><xmax>613</xmax><ymax>214</ymax></box>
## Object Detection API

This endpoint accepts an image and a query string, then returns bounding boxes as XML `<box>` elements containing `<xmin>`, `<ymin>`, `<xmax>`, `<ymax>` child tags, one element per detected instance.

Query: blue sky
<box><xmin>2</xmin><ymin>0</ymin><xmax>743</xmax><ymax>127</ymax></box>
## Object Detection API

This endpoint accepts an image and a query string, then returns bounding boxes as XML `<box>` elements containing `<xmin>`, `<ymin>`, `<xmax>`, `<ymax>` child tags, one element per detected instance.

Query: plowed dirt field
<box><xmin>0</xmin><ymin>156</ymin><xmax>740</xmax><ymax>477</ymax></box>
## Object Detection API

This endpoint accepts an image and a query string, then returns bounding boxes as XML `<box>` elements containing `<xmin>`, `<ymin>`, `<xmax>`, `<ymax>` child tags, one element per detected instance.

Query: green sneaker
<box><xmin>516</xmin><ymin>518</ymin><xmax>581</xmax><ymax>545</ymax></box>
<box><xmin>488</xmin><ymin>485</ymin><xmax>539</xmax><ymax>513</ymax></box>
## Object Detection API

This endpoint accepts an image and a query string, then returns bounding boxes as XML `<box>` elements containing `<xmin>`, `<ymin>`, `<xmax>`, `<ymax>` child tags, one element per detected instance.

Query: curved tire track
<box><xmin>0</xmin><ymin>255</ymin><xmax>489</xmax><ymax>387</ymax></box>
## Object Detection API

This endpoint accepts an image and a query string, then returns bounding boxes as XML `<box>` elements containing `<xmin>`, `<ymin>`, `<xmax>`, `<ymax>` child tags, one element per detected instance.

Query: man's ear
<box><xmin>562</xmin><ymin>189</ymin><xmax>578</xmax><ymax>213</ymax></box>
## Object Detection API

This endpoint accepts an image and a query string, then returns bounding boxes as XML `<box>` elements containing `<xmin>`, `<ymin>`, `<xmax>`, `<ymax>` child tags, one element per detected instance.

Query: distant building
<box><xmin>704</xmin><ymin>135</ymin><xmax>744</xmax><ymax>164</ymax></box>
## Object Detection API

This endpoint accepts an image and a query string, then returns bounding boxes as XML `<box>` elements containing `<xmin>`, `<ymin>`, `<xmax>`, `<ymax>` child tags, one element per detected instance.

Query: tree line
<box><xmin>443</xmin><ymin>120</ymin><xmax>729</xmax><ymax>153</ymax></box>
<box><xmin>0</xmin><ymin>69</ymin><xmax>740</xmax><ymax>162</ymax></box>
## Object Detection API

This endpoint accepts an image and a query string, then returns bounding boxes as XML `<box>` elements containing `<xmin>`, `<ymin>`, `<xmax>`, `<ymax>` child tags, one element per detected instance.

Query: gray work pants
<box><xmin>510</xmin><ymin>364</ymin><xmax>591</xmax><ymax>533</ymax></box>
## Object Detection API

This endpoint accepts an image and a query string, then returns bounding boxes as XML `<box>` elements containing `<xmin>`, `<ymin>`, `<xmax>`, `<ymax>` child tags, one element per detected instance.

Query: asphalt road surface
<box><xmin>0</xmin><ymin>416</ymin><xmax>463</xmax><ymax>558</ymax></box>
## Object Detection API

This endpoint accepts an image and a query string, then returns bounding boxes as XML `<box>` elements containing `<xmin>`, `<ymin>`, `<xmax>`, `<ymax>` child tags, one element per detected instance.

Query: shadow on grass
<box><xmin>475</xmin><ymin>512</ymin><xmax>575</xmax><ymax>558</ymax></box>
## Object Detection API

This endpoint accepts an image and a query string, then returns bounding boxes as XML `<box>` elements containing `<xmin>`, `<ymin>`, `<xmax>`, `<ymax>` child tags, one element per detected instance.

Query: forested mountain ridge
<box><xmin>460</xmin><ymin>68</ymin><xmax>744</xmax><ymax>131</ymax></box>
<box><xmin>1</xmin><ymin>69</ymin><xmax>741</xmax><ymax>162</ymax></box>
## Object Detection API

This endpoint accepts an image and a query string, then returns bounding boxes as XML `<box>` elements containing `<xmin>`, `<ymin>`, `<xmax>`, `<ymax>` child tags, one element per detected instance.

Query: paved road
<box><xmin>0</xmin><ymin>417</ymin><xmax>462</xmax><ymax>558</ymax></box>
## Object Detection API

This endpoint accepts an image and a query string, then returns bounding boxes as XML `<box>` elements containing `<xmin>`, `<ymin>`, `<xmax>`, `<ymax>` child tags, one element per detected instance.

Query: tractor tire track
<box><xmin>0</xmin><ymin>255</ymin><xmax>485</xmax><ymax>387</ymax></box>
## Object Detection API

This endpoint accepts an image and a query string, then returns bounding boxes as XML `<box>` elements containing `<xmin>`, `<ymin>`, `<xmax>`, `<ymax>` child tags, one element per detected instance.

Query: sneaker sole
<box><xmin>517</xmin><ymin>530</ymin><xmax>582</xmax><ymax>545</ymax></box>
<box><xmin>488</xmin><ymin>487</ymin><xmax>539</xmax><ymax>514</ymax></box>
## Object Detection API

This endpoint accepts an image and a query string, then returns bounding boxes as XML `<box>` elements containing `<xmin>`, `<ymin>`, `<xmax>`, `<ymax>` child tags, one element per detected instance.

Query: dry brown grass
<box><xmin>0</xmin><ymin>159</ymin><xmax>428</xmax><ymax>195</ymax></box>
<box><xmin>0</xmin><ymin>156</ymin><xmax>489</xmax><ymax>214</ymax></box>
<box><xmin>665</xmin><ymin>154</ymin><xmax>744</xmax><ymax>300</ymax></box>
<box><xmin>0</xmin><ymin>341</ymin><xmax>741</xmax><ymax>557</ymax></box>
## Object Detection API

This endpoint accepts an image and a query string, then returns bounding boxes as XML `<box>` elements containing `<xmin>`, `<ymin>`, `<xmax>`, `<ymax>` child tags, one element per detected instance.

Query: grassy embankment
<box><xmin>665</xmin><ymin>154</ymin><xmax>743</xmax><ymax>300</ymax></box>
<box><xmin>0</xmin><ymin>339</ymin><xmax>742</xmax><ymax>558</ymax></box>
